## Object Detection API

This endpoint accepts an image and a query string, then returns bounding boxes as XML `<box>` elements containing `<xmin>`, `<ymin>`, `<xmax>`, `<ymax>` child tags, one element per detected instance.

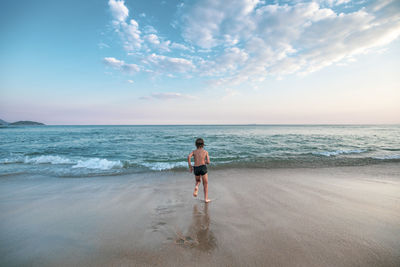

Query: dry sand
<box><xmin>1</xmin><ymin>163</ymin><xmax>399</xmax><ymax>266</ymax></box>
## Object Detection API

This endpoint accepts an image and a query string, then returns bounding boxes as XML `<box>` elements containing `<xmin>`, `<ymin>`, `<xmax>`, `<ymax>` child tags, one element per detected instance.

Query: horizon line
<box><xmin>13</xmin><ymin>123</ymin><xmax>400</xmax><ymax>126</ymax></box>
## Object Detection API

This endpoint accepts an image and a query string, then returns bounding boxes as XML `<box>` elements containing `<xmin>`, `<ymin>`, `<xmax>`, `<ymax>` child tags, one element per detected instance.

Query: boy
<box><xmin>188</xmin><ymin>138</ymin><xmax>211</xmax><ymax>203</ymax></box>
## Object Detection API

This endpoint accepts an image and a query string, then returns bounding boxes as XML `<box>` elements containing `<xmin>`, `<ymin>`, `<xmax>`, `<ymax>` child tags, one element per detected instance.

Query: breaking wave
<box><xmin>312</xmin><ymin>149</ymin><xmax>367</xmax><ymax>157</ymax></box>
<box><xmin>24</xmin><ymin>155</ymin><xmax>74</xmax><ymax>164</ymax></box>
<box><xmin>141</xmin><ymin>161</ymin><xmax>187</xmax><ymax>171</ymax></box>
<box><xmin>72</xmin><ymin>158</ymin><xmax>123</xmax><ymax>170</ymax></box>
<box><xmin>1</xmin><ymin>155</ymin><xmax>123</xmax><ymax>171</ymax></box>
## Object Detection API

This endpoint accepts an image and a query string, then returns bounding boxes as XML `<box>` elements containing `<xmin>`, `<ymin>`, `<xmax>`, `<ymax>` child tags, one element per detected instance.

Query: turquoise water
<box><xmin>0</xmin><ymin>125</ymin><xmax>399</xmax><ymax>177</ymax></box>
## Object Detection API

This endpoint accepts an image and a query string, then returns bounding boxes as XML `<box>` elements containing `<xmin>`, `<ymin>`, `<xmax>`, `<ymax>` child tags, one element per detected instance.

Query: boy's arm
<box><xmin>205</xmin><ymin>151</ymin><xmax>210</xmax><ymax>164</ymax></box>
<box><xmin>187</xmin><ymin>151</ymin><xmax>194</xmax><ymax>172</ymax></box>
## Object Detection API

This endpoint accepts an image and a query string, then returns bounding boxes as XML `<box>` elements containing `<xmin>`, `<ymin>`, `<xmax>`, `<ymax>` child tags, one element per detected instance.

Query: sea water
<box><xmin>0</xmin><ymin>125</ymin><xmax>399</xmax><ymax>177</ymax></box>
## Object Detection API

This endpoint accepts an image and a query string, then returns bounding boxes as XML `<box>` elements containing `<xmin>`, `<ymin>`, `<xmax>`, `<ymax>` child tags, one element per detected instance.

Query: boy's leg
<box><xmin>202</xmin><ymin>174</ymin><xmax>210</xmax><ymax>202</ymax></box>
<box><xmin>194</xmin><ymin>176</ymin><xmax>201</xmax><ymax>197</ymax></box>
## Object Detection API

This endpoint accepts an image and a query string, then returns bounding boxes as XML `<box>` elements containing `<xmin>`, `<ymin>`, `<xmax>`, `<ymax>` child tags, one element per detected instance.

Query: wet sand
<box><xmin>1</xmin><ymin>164</ymin><xmax>399</xmax><ymax>266</ymax></box>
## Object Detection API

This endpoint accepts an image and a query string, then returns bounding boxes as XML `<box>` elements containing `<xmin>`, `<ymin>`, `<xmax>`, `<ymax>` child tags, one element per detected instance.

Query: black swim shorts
<box><xmin>193</xmin><ymin>165</ymin><xmax>208</xmax><ymax>176</ymax></box>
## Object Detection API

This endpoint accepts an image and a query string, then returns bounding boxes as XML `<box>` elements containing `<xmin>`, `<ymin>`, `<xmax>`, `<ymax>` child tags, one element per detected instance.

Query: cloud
<box><xmin>108</xmin><ymin>0</ymin><xmax>129</xmax><ymax>22</ymax></box>
<box><xmin>103</xmin><ymin>57</ymin><xmax>124</xmax><ymax>68</ymax></box>
<box><xmin>322</xmin><ymin>0</ymin><xmax>351</xmax><ymax>6</ymax></box>
<box><xmin>170</xmin><ymin>42</ymin><xmax>191</xmax><ymax>51</ymax></box>
<box><xmin>103</xmin><ymin>57</ymin><xmax>140</xmax><ymax>74</ymax></box>
<box><xmin>140</xmin><ymin>92</ymin><xmax>194</xmax><ymax>100</ymax></box>
<box><xmin>211</xmin><ymin>47</ymin><xmax>249</xmax><ymax>74</ymax></box>
<box><xmin>144</xmin><ymin>54</ymin><xmax>195</xmax><ymax>73</ymax></box>
<box><xmin>106</xmin><ymin>0</ymin><xmax>192</xmax><ymax>73</ymax></box>
<box><xmin>181</xmin><ymin>0</ymin><xmax>262</xmax><ymax>48</ymax></box>
<box><xmin>144</xmin><ymin>34</ymin><xmax>160</xmax><ymax>45</ymax></box>
<box><xmin>107</xmin><ymin>0</ymin><xmax>188</xmax><ymax>55</ymax></box>
<box><xmin>144</xmin><ymin>34</ymin><xmax>171</xmax><ymax>51</ymax></box>
<box><xmin>179</xmin><ymin>0</ymin><xmax>400</xmax><ymax>84</ymax></box>
<box><xmin>104</xmin><ymin>0</ymin><xmax>400</xmax><ymax>85</ymax></box>
<box><xmin>108</xmin><ymin>0</ymin><xmax>142</xmax><ymax>51</ymax></box>
<box><xmin>120</xmin><ymin>19</ymin><xmax>142</xmax><ymax>50</ymax></box>
<box><xmin>122</xmin><ymin>63</ymin><xmax>140</xmax><ymax>73</ymax></box>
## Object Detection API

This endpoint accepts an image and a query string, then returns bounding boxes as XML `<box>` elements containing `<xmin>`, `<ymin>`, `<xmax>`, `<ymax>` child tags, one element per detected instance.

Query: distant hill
<box><xmin>9</xmin><ymin>121</ymin><xmax>45</xmax><ymax>126</ymax></box>
<box><xmin>0</xmin><ymin>119</ymin><xmax>45</xmax><ymax>126</ymax></box>
<box><xmin>0</xmin><ymin>119</ymin><xmax>9</xmax><ymax>125</ymax></box>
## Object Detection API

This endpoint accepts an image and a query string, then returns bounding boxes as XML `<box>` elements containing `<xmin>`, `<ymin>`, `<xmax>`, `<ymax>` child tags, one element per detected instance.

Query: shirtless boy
<box><xmin>187</xmin><ymin>138</ymin><xmax>211</xmax><ymax>203</ymax></box>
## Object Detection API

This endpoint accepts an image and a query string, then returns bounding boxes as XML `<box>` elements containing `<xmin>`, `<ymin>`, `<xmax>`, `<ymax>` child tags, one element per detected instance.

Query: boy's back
<box><xmin>192</xmin><ymin>148</ymin><xmax>209</xmax><ymax>166</ymax></box>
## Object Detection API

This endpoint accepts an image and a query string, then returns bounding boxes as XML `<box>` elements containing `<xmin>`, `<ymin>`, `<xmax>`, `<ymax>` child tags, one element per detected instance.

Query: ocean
<box><xmin>0</xmin><ymin>125</ymin><xmax>399</xmax><ymax>177</ymax></box>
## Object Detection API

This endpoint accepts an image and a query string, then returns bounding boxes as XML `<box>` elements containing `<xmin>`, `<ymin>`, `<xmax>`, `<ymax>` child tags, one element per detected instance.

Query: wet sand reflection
<box><xmin>175</xmin><ymin>203</ymin><xmax>217</xmax><ymax>252</ymax></box>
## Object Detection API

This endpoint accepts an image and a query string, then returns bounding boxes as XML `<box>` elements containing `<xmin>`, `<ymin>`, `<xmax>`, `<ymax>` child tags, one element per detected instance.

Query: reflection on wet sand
<box><xmin>175</xmin><ymin>204</ymin><xmax>217</xmax><ymax>252</ymax></box>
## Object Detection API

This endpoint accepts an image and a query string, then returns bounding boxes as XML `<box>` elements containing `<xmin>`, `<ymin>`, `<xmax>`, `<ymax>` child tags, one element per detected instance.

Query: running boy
<box><xmin>187</xmin><ymin>138</ymin><xmax>211</xmax><ymax>203</ymax></box>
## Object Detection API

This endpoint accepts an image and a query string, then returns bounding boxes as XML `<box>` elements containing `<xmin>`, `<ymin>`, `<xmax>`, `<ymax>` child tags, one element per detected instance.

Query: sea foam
<box><xmin>141</xmin><ymin>161</ymin><xmax>187</xmax><ymax>171</ymax></box>
<box><xmin>313</xmin><ymin>149</ymin><xmax>366</xmax><ymax>157</ymax></box>
<box><xmin>72</xmin><ymin>158</ymin><xmax>123</xmax><ymax>170</ymax></box>
<box><xmin>2</xmin><ymin>155</ymin><xmax>124</xmax><ymax>171</ymax></box>
<box><xmin>24</xmin><ymin>155</ymin><xmax>74</xmax><ymax>164</ymax></box>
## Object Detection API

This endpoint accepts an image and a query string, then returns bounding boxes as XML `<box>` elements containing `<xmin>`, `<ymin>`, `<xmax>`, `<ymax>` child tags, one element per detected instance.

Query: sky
<box><xmin>0</xmin><ymin>0</ymin><xmax>399</xmax><ymax>125</ymax></box>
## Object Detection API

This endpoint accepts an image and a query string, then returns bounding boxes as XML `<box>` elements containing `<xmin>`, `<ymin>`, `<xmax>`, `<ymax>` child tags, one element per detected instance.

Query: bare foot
<box><xmin>193</xmin><ymin>186</ymin><xmax>199</xmax><ymax>197</ymax></box>
<box><xmin>205</xmin><ymin>199</ymin><xmax>211</xmax><ymax>203</ymax></box>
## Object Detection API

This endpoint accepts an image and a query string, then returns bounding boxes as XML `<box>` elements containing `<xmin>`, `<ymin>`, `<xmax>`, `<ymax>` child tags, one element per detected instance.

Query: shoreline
<box><xmin>2</xmin><ymin>160</ymin><xmax>399</xmax><ymax>179</ymax></box>
<box><xmin>1</xmin><ymin>164</ymin><xmax>399</xmax><ymax>266</ymax></box>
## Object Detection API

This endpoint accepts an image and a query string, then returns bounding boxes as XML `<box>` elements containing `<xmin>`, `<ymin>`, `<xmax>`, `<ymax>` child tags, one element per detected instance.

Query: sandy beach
<box><xmin>1</xmin><ymin>163</ymin><xmax>399</xmax><ymax>266</ymax></box>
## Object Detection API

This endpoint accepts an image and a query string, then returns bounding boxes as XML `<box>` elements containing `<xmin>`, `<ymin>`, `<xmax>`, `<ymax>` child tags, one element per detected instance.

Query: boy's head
<box><xmin>195</xmin><ymin>138</ymin><xmax>204</xmax><ymax>148</ymax></box>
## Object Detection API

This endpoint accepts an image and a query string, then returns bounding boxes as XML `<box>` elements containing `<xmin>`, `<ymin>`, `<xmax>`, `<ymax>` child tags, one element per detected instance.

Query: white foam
<box><xmin>142</xmin><ymin>161</ymin><xmax>187</xmax><ymax>171</ymax></box>
<box><xmin>313</xmin><ymin>149</ymin><xmax>366</xmax><ymax>157</ymax></box>
<box><xmin>1</xmin><ymin>155</ymin><xmax>124</xmax><ymax>171</ymax></box>
<box><xmin>24</xmin><ymin>155</ymin><xmax>73</xmax><ymax>164</ymax></box>
<box><xmin>72</xmin><ymin>158</ymin><xmax>123</xmax><ymax>170</ymax></box>
<box><xmin>372</xmin><ymin>154</ymin><xmax>400</xmax><ymax>160</ymax></box>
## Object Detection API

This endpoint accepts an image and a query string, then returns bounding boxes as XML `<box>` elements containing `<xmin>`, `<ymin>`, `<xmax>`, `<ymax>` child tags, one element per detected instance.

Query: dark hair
<box><xmin>195</xmin><ymin>138</ymin><xmax>204</xmax><ymax>148</ymax></box>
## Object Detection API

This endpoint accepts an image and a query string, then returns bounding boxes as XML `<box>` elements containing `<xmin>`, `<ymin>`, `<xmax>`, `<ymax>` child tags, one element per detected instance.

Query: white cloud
<box><xmin>181</xmin><ymin>0</ymin><xmax>262</xmax><ymax>48</ymax></box>
<box><xmin>122</xmin><ymin>63</ymin><xmax>140</xmax><ymax>73</ymax></box>
<box><xmin>108</xmin><ymin>0</ymin><xmax>142</xmax><ymax>51</ymax></box>
<box><xmin>144</xmin><ymin>54</ymin><xmax>195</xmax><ymax>73</ymax></box>
<box><xmin>104</xmin><ymin>0</ymin><xmax>400</xmax><ymax>86</ymax></box>
<box><xmin>368</xmin><ymin>0</ymin><xmax>394</xmax><ymax>12</ymax></box>
<box><xmin>322</xmin><ymin>0</ymin><xmax>351</xmax><ymax>6</ymax></box>
<box><xmin>179</xmin><ymin>0</ymin><xmax>400</xmax><ymax>83</ymax></box>
<box><xmin>144</xmin><ymin>34</ymin><xmax>160</xmax><ymax>45</ymax></box>
<box><xmin>103</xmin><ymin>57</ymin><xmax>125</xmax><ymax>68</ymax></box>
<box><xmin>108</xmin><ymin>0</ymin><xmax>129</xmax><ymax>22</ymax></box>
<box><xmin>216</xmin><ymin>47</ymin><xmax>249</xmax><ymax>72</ymax></box>
<box><xmin>107</xmin><ymin>0</ymin><xmax>191</xmax><ymax>64</ymax></box>
<box><xmin>144</xmin><ymin>34</ymin><xmax>172</xmax><ymax>52</ymax></box>
<box><xmin>170</xmin><ymin>42</ymin><xmax>191</xmax><ymax>51</ymax></box>
<box><xmin>103</xmin><ymin>57</ymin><xmax>140</xmax><ymax>74</ymax></box>
<box><xmin>120</xmin><ymin>19</ymin><xmax>142</xmax><ymax>51</ymax></box>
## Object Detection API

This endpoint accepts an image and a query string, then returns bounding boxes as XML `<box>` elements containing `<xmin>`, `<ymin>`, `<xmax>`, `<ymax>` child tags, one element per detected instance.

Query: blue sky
<box><xmin>0</xmin><ymin>0</ymin><xmax>399</xmax><ymax>124</ymax></box>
